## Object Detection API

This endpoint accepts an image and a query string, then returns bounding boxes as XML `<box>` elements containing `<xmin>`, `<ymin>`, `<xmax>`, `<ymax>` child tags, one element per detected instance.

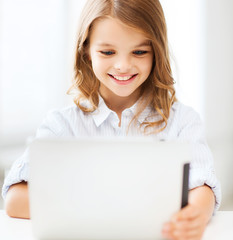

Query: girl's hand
<box><xmin>161</xmin><ymin>204</ymin><xmax>209</xmax><ymax>240</ymax></box>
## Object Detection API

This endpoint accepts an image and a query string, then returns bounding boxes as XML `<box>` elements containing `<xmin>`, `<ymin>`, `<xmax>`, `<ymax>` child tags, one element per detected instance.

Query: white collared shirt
<box><xmin>2</xmin><ymin>98</ymin><xmax>221</xmax><ymax>211</ymax></box>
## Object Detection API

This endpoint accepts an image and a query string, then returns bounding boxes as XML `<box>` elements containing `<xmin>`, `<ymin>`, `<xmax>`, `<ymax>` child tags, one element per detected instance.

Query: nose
<box><xmin>114</xmin><ymin>55</ymin><xmax>132</xmax><ymax>73</ymax></box>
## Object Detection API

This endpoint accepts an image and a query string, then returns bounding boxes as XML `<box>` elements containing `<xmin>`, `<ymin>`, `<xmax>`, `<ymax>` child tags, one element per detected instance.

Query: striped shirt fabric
<box><xmin>2</xmin><ymin>97</ymin><xmax>221</xmax><ymax>212</ymax></box>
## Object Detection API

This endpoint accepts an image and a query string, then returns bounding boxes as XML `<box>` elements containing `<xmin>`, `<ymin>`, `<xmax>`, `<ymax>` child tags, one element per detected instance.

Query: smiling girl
<box><xmin>87</xmin><ymin>17</ymin><xmax>154</xmax><ymax>125</ymax></box>
<box><xmin>3</xmin><ymin>0</ymin><xmax>221</xmax><ymax>239</ymax></box>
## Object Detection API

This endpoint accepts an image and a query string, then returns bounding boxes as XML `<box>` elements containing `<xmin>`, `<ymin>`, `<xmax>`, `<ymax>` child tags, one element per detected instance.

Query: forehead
<box><xmin>89</xmin><ymin>17</ymin><xmax>151</xmax><ymax>47</ymax></box>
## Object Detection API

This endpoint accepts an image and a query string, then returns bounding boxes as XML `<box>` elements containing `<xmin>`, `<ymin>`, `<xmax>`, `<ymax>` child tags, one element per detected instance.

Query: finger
<box><xmin>173</xmin><ymin>228</ymin><xmax>204</xmax><ymax>240</ymax></box>
<box><xmin>172</xmin><ymin>205</ymin><xmax>201</xmax><ymax>222</ymax></box>
<box><xmin>161</xmin><ymin>222</ymin><xmax>174</xmax><ymax>240</ymax></box>
<box><xmin>161</xmin><ymin>230</ymin><xmax>173</xmax><ymax>240</ymax></box>
<box><xmin>174</xmin><ymin>218</ymin><xmax>204</xmax><ymax>232</ymax></box>
<box><xmin>172</xmin><ymin>220</ymin><xmax>206</xmax><ymax>240</ymax></box>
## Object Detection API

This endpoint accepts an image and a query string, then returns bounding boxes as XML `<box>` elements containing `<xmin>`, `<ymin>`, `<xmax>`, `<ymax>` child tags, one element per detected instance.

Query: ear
<box><xmin>85</xmin><ymin>47</ymin><xmax>92</xmax><ymax>62</ymax></box>
<box><xmin>87</xmin><ymin>54</ymin><xmax>92</xmax><ymax>62</ymax></box>
<box><xmin>82</xmin><ymin>51</ymin><xmax>91</xmax><ymax>65</ymax></box>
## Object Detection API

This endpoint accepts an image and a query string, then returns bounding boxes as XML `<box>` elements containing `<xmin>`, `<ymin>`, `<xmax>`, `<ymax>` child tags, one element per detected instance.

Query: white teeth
<box><xmin>111</xmin><ymin>75</ymin><xmax>135</xmax><ymax>81</ymax></box>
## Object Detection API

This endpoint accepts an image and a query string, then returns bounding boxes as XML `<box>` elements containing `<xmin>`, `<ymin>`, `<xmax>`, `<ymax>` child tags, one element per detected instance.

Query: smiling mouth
<box><xmin>108</xmin><ymin>74</ymin><xmax>138</xmax><ymax>81</ymax></box>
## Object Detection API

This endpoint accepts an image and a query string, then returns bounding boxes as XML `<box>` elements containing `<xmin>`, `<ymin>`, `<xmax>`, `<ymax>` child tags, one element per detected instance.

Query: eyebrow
<box><xmin>96</xmin><ymin>40</ymin><xmax>151</xmax><ymax>48</ymax></box>
<box><xmin>135</xmin><ymin>41</ymin><xmax>151</xmax><ymax>48</ymax></box>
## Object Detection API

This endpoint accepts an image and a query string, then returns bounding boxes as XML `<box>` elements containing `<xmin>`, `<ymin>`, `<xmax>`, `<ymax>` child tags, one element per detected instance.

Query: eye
<box><xmin>133</xmin><ymin>50</ymin><xmax>148</xmax><ymax>55</ymax></box>
<box><xmin>100</xmin><ymin>51</ymin><xmax>115</xmax><ymax>56</ymax></box>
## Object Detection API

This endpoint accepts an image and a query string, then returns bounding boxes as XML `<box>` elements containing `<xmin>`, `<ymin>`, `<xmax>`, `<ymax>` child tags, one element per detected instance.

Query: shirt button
<box><xmin>124</xmin><ymin>110</ymin><xmax>131</xmax><ymax>117</ymax></box>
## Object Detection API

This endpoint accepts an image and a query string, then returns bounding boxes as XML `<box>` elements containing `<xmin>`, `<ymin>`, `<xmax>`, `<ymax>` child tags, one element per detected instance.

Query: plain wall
<box><xmin>204</xmin><ymin>0</ymin><xmax>233</xmax><ymax>209</ymax></box>
<box><xmin>205</xmin><ymin>0</ymin><xmax>233</xmax><ymax>140</ymax></box>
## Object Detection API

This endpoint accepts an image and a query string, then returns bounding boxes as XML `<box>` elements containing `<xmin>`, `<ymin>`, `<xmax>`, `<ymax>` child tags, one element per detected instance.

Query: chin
<box><xmin>113</xmin><ymin>91</ymin><xmax>135</xmax><ymax>98</ymax></box>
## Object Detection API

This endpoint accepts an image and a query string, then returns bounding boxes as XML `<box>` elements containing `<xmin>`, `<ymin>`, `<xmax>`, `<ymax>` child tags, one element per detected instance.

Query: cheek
<box><xmin>90</xmin><ymin>57</ymin><xmax>108</xmax><ymax>80</ymax></box>
<box><xmin>90</xmin><ymin>55</ymin><xmax>101</xmax><ymax>74</ymax></box>
<box><xmin>140</xmin><ymin>57</ymin><xmax>153</xmax><ymax>75</ymax></box>
<box><xmin>92</xmin><ymin>57</ymin><xmax>112</xmax><ymax>75</ymax></box>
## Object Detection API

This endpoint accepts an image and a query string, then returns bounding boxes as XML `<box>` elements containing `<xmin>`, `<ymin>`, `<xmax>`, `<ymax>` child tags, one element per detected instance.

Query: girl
<box><xmin>2</xmin><ymin>0</ymin><xmax>221</xmax><ymax>239</ymax></box>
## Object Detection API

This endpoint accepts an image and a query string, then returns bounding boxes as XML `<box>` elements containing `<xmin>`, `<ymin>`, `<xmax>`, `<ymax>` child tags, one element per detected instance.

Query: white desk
<box><xmin>0</xmin><ymin>210</ymin><xmax>34</xmax><ymax>240</ymax></box>
<box><xmin>0</xmin><ymin>210</ymin><xmax>233</xmax><ymax>240</ymax></box>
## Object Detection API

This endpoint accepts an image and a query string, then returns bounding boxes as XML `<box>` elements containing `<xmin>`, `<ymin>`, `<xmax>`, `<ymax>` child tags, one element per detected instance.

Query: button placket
<box><xmin>110</xmin><ymin>112</ymin><xmax>120</xmax><ymax>129</ymax></box>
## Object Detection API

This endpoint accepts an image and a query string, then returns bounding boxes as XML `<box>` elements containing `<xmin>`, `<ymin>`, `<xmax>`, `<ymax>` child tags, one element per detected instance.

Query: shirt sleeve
<box><xmin>1</xmin><ymin>109</ymin><xmax>74</xmax><ymax>199</ymax></box>
<box><xmin>1</xmin><ymin>149</ymin><xmax>29</xmax><ymax>199</ymax></box>
<box><xmin>177</xmin><ymin>105</ymin><xmax>221</xmax><ymax>213</ymax></box>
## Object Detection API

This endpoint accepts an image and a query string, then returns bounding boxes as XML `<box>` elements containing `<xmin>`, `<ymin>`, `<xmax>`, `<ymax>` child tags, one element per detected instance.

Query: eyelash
<box><xmin>100</xmin><ymin>50</ymin><xmax>148</xmax><ymax>56</ymax></box>
<box><xmin>100</xmin><ymin>51</ymin><xmax>114</xmax><ymax>55</ymax></box>
<box><xmin>133</xmin><ymin>50</ymin><xmax>148</xmax><ymax>55</ymax></box>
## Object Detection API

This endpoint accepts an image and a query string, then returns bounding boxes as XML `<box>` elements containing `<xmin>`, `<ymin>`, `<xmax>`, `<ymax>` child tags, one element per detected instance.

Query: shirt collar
<box><xmin>91</xmin><ymin>96</ymin><xmax>113</xmax><ymax>127</ymax></box>
<box><xmin>91</xmin><ymin>95</ymin><xmax>152</xmax><ymax>127</ymax></box>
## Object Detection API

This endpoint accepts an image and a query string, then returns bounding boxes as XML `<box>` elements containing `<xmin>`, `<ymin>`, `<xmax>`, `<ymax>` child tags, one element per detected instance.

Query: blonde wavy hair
<box><xmin>68</xmin><ymin>0</ymin><xmax>177</xmax><ymax>134</ymax></box>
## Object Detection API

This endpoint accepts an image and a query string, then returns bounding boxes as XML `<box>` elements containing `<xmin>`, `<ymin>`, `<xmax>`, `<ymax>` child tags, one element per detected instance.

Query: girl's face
<box><xmin>89</xmin><ymin>17</ymin><xmax>153</xmax><ymax>105</ymax></box>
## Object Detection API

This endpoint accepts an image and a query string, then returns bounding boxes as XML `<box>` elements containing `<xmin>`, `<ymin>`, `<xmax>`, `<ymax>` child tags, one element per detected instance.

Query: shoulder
<box><xmin>43</xmin><ymin>105</ymin><xmax>83</xmax><ymax>128</ymax></box>
<box><xmin>36</xmin><ymin>104</ymin><xmax>85</xmax><ymax>138</ymax></box>
<box><xmin>170</xmin><ymin>101</ymin><xmax>202</xmax><ymax>128</ymax></box>
<box><xmin>171</xmin><ymin>101</ymin><xmax>201</xmax><ymax>120</ymax></box>
<box><xmin>169</xmin><ymin>101</ymin><xmax>204</xmax><ymax>141</ymax></box>
<box><xmin>46</xmin><ymin>105</ymin><xmax>83</xmax><ymax>121</ymax></box>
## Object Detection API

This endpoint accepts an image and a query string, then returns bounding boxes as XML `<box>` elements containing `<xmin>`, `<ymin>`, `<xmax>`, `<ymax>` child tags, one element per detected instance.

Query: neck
<box><xmin>100</xmin><ymin>90</ymin><xmax>140</xmax><ymax>115</ymax></box>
